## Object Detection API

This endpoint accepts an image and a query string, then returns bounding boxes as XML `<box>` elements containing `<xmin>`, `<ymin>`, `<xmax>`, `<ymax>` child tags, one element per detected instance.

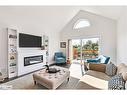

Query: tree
<box><xmin>82</xmin><ymin>40</ymin><xmax>99</xmax><ymax>57</ymax></box>
<box><xmin>73</xmin><ymin>39</ymin><xmax>99</xmax><ymax>59</ymax></box>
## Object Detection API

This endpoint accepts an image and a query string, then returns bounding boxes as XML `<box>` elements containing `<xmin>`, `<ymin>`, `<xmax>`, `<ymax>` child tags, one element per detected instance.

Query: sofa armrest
<box><xmin>54</xmin><ymin>56</ymin><xmax>58</xmax><ymax>60</ymax></box>
<box><xmin>88</xmin><ymin>63</ymin><xmax>106</xmax><ymax>73</ymax></box>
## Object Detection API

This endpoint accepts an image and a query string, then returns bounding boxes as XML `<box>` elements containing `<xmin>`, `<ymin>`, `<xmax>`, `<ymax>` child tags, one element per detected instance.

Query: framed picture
<box><xmin>60</xmin><ymin>42</ymin><xmax>66</xmax><ymax>48</ymax></box>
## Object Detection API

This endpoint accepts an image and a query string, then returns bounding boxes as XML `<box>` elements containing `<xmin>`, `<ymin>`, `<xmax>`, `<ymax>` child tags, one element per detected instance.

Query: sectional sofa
<box><xmin>76</xmin><ymin>63</ymin><xmax>127</xmax><ymax>89</ymax></box>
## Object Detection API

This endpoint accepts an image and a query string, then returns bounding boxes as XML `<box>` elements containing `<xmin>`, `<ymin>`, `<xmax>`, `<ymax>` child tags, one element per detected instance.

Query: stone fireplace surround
<box><xmin>18</xmin><ymin>49</ymin><xmax>46</xmax><ymax>76</ymax></box>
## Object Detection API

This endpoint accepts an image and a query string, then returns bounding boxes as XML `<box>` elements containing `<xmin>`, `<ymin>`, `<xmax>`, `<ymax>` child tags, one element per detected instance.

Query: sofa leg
<box><xmin>67</xmin><ymin>77</ymin><xmax>69</xmax><ymax>82</ymax></box>
<box><xmin>34</xmin><ymin>81</ymin><xmax>36</xmax><ymax>85</ymax></box>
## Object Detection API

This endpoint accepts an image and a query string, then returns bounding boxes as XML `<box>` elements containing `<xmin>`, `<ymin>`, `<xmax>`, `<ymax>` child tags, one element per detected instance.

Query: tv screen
<box><xmin>19</xmin><ymin>33</ymin><xmax>42</xmax><ymax>47</ymax></box>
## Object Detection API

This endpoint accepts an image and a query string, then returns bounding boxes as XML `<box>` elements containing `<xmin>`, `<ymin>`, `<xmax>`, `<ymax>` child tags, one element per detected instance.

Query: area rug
<box><xmin>0</xmin><ymin>73</ymin><xmax>79</xmax><ymax>89</ymax></box>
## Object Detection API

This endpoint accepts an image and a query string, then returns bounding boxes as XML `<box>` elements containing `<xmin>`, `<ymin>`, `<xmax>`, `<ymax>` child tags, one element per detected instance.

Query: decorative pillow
<box><xmin>122</xmin><ymin>72</ymin><xmax>127</xmax><ymax>81</ymax></box>
<box><xmin>108</xmin><ymin>74</ymin><xmax>125</xmax><ymax>90</ymax></box>
<box><xmin>117</xmin><ymin>63</ymin><xmax>127</xmax><ymax>81</ymax></box>
<box><xmin>104</xmin><ymin>56</ymin><xmax>110</xmax><ymax>64</ymax></box>
<box><xmin>99</xmin><ymin>55</ymin><xmax>106</xmax><ymax>63</ymax></box>
<box><xmin>88</xmin><ymin>63</ymin><xmax>106</xmax><ymax>73</ymax></box>
<box><xmin>117</xmin><ymin>63</ymin><xmax>126</xmax><ymax>74</ymax></box>
<box><xmin>97</xmin><ymin>55</ymin><xmax>110</xmax><ymax>64</ymax></box>
<box><xmin>105</xmin><ymin>62</ymin><xmax>117</xmax><ymax>76</ymax></box>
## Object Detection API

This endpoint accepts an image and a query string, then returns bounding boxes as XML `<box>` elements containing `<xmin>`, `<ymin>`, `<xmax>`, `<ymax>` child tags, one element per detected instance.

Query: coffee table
<box><xmin>33</xmin><ymin>66</ymin><xmax>70</xmax><ymax>89</ymax></box>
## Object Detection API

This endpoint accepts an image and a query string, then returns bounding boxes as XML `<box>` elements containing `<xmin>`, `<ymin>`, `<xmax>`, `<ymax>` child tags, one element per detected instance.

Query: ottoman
<box><xmin>33</xmin><ymin>66</ymin><xmax>70</xmax><ymax>89</ymax></box>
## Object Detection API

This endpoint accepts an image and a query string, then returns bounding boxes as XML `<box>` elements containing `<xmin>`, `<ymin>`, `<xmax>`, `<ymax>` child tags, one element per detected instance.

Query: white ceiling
<box><xmin>0</xmin><ymin>6</ymin><xmax>125</xmax><ymax>33</ymax></box>
<box><xmin>0</xmin><ymin>6</ymin><xmax>124</xmax><ymax>20</ymax></box>
<box><xmin>79</xmin><ymin>6</ymin><xmax>125</xmax><ymax>20</ymax></box>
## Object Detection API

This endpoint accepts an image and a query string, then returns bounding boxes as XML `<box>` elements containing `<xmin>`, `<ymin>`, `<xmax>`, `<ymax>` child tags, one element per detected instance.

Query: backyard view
<box><xmin>72</xmin><ymin>38</ymin><xmax>99</xmax><ymax>61</ymax></box>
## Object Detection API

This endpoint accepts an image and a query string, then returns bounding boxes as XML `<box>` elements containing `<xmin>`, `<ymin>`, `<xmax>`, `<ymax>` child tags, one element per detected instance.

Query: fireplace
<box><xmin>24</xmin><ymin>55</ymin><xmax>43</xmax><ymax>66</ymax></box>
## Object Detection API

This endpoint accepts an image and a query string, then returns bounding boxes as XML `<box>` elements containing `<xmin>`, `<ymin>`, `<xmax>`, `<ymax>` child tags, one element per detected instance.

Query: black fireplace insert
<box><xmin>24</xmin><ymin>55</ymin><xmax>43</xmax><ymax>66</ymax></box>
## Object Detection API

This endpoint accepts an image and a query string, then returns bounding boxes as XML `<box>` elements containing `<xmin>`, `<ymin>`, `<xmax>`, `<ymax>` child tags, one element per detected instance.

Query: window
<box><xmin>73</xmin><ymin>19</ymin><xmax>91</xmax><ymax>29</ymax></box>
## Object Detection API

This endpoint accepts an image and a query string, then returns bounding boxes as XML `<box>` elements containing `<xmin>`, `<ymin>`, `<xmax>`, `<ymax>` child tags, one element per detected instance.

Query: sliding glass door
<box><xmin>71</xmin><ymin>39</ymin><xmax>81</xmax><ymax>63</ymax></box>
<box><xmin>70</xmin><ymin>37</ymin><xmax>99</xmax><ymax>64</ymax></box>
<box><xmin>82</xmin><ymin>38</ymin><xmax>99</xmax><ymax>60</ymax></box>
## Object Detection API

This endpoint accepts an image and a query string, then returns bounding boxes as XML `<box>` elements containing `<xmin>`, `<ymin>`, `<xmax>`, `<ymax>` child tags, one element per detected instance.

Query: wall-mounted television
<box><xmin>19</xmin><ymin>33</ymin><xmax>42</xmax><ymax>47</ymax></box>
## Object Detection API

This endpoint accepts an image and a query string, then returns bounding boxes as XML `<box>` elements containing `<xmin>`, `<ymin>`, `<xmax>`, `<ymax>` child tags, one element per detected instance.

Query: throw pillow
<box><xmin>108</xmin><ymin>74</ymin><xmax>126</xmax><ymax>90</ymax></box>
<box><xmin>122</xmin><ymin>72</ymin><xmax>127</xmax><ymax>81</ymax></box>
<box><xmin>105</xmin><ymin>62</ymin><xmax>117</xmax><ymax>76</ymax></box>
<box><xmin>88</xmin><ymin>63</ymin><xmax>106</xmax><ymax>73</ymax></box>
<box><xmin>117</xmin><ymin>63</ymin><xmax>127</xmax><ymax>81</ymax></box>
<box><xmin>99</xmin><ymin>55</ymin><xmax>106</xmax><ymax>63</ymax></box>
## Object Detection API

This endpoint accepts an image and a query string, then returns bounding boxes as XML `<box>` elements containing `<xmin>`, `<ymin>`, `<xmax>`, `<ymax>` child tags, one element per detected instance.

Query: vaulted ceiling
<box><xmin>0</xmin><ymin>6</ymin><xmax>125</xmax><ymax>33</ymax></box>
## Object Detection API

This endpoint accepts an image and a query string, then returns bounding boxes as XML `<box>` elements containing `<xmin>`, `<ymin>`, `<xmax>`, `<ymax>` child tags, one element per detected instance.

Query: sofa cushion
<box><xmin>105</xmin><ymin>62</ymin><xmax>117</xmax><ymax>76</ymax></box>
<box><xmin>78</xmin><ymin>70</ymin><xmax>111</xmax><ymax>89</ymax></box>
<box><xmin>108</xmin><ymin>74</ymin><xmax>125</xmax><ymax>90</ymax></box>
<box><xmin>117</xmin><ymin>63</ymin><xmax>127</xmax><ymax>81</ymax></box>
<box><xmin>76</xmin><ymin>81</ymin><xmax>100</xmax><ymax>89</ymax></box>
<box><xmin>85</xmin><ymin>70</ymin><xmax>111</xmax><ymax>81</ymax></box>
<box><xmin>88</xmin><ymin>63</ymin><xmax>106</xmax><ymax>73</ymax></box>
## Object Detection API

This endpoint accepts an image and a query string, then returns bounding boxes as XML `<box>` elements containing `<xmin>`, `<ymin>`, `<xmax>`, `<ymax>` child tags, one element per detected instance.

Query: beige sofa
<box><xmin>76</xmin><ymin>63</ymin><xmax>127</xmax><ymax>89</ymax></box>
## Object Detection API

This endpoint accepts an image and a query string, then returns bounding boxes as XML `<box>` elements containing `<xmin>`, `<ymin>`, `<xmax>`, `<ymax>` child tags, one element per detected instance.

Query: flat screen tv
<box><xmin>19</xmin><ymin>33</ymin><xmax>42</xmax><ymax>47</ymax></box>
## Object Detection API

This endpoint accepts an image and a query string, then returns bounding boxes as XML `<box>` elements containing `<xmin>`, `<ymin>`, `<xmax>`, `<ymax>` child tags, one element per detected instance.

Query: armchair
<box><xmin>86</xmin><ymin>55</ymin><xmax>110</xmax><ymax>64</ymax></box>
<box><xmin>54</xmin><ymin>52</ymin><xmax>66</xmax><ymax>64</ymax></box>
<box><xmin>0</xmin><ymin>72</ymin><xmax>4</xmax><ymax>82</ymax></box>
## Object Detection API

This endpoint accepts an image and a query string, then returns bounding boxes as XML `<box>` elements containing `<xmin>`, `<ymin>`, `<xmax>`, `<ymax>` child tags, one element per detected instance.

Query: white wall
<box><xmin>117</xmin><ymin>7</ymin><xmax>127</xmax><ymax>64</ymax></box>
<box><xmin>0</xmin><ymin>24</ymin><xmax>8</xmax><ymax>78</ymax></box>
<box><xmin>0</xmin><ymin>7</ymin><xmax>61</xmax><ymax>78</ymax></box>
<box><xmin>60</xmin><ymin>10</ymin><xmax>117</xmax><ymax>63</ymax></box>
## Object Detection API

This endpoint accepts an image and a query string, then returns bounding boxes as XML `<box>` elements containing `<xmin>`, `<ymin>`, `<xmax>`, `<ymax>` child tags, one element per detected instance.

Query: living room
<box><xmin>0</xmin><ymin>6</ymin><xmax>127</xmax><ymax>91</ymax></box>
